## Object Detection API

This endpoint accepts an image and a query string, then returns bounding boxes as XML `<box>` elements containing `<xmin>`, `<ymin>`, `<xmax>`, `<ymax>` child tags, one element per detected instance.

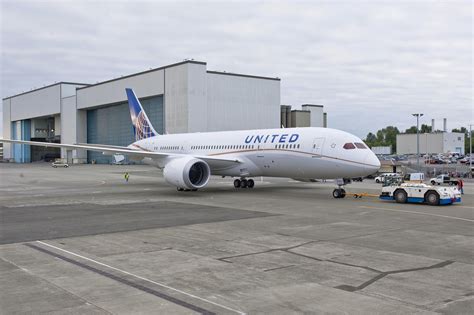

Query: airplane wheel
<box><xmin>177</xmin><ymin>187</ymin><xmax>184</xmax><ymax>191</ymax></box>
<box><xmin>234</xmin><ymin>179</ymin><xmax>241</xmax><ymax>188</ymax></box>
<box><xmin>333</xmin><ymin>189</ymin><xmax>341</xmax><ymax>198</ymax></box>
<box><xmin>394</xmin><ymin>189</ymin><xmax>407</xmax><ymax>203</ymax></box>
<box><xmin>340</xmin><ymin>189</ymin><xmax>346</xmax><ymax>198</ymax></box>
<box><xmin>191</xmin><ymin>189</ymin><xmax>198</xmax><ymax>192</ymax></box>
<box><xmin>247</xmin><ymin>179</ymin><xmax>255</xmax><ymax>188</ymax></box>
<box><xmin>425</xmin><ymin>191</ymin><xmax>440</xmax><ymax>206</ymax></box>
<box><xmin>241</xmin><ymin>179</ymin><xmax>248</xmax><ymax>188</ymax></box>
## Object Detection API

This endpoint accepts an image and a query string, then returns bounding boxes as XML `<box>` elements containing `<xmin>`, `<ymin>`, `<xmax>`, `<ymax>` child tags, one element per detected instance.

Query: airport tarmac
<box><xmin>0</xmin><ymin>163</ymin><xmax>473</xmax><ymax>314</ymax></box>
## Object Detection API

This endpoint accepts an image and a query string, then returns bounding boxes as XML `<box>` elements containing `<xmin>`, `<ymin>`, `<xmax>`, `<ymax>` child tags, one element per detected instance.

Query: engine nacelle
<box><xmin>163</xmin><ymin>157</ymin><xmax>211</xmax><ymax>189</ymax></box>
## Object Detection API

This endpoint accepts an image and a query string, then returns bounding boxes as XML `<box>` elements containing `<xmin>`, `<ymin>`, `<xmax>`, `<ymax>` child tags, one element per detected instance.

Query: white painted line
<box><xmin>36</xmin><ymin>241</ymin><xmax>245</xmax><ymax>315</ymax></box>
<box><xmin>358</xmin><ymin>206</ymin><xmax>474</xmax><ymax>223</ymax></box>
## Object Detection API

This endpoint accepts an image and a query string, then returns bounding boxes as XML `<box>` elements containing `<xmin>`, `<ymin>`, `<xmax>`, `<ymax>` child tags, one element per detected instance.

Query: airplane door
<box><xmin>256</xmin><ymin>144</ymin><xmax>264</xmax><ymax>158</ymax></box>
<box><xmin>312</xmin><ymin>138</ymin><xmax>325</xmax><ymax>157</ymax></box>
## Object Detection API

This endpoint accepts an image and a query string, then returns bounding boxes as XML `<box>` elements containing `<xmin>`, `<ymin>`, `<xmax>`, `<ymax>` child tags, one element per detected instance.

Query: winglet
<box><xmin>126</xmin><ymin>88</ymin><xmax>159</xmax><ymax>141</ymax></box>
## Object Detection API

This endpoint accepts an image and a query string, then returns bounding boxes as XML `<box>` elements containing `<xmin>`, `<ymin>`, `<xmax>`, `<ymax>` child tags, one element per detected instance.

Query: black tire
<box><xmin>340</xmin><ymin>189</ymin><xmax>346</xmax><ymax>198</ymax></box>
<box><xmin>394</xmin><ymin>189</ymin><xmax>407</xmax><ymax>203</ymax></box>
<box><xmin>376</xmin><ymin>179</ymin><xmax>380</xmax><ymax>183</ymax></box>
<box><xmin>241</xmin><ymin>179</ymin><xmax>248</xmax><ymax>188</ymax></box>
<box><xmin>333</xmin><ymin>189</ymin><xmax>341</xmax><ymax>198</ymax></box>
<box><xmin>53</xmin><ymin>165</ymin><xmax>57</xmax><ymax>168</ymax></box>
<box><xmin>247</xmin><ymin>179</ymin><xmax>255</xmax><ymax>188</ymax></box>
<box><xmin>233</xmin><ymin>179</ymin><xmax>241</xmax><ymax>188</ymax></box>
<box><xmin>425</xmin><ymin>191</ymin><xmax>440</xmax><ymax>206</ymax></box>
<box><xmin>191</xmin><ymin>189</ymin><xmax>198</xmax><ymax>192</ymax></box>
<box><xmin>431</xmin><ymin>180</ymin><xmax>436</xmax><ymax>185</ymax></box>
<box><xmin>177</xmin><ymin>187</ymin><xmax>184</xmax><ymax>191</ymax></box>
<box><xmin>64</xmin><ymin>165</ymin><xmax>68</xmax><ymax>168</ymax></box>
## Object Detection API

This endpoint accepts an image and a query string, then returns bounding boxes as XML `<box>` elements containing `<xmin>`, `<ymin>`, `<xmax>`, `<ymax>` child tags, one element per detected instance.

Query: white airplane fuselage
<box><xmin>130</xmin><ymin>127</ymin><xmax>380</xmax><ymax>179</ymax></box>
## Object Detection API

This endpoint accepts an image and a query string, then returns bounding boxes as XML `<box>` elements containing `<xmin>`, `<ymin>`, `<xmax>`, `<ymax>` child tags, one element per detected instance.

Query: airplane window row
<box><xmin>275</xmin><ymin>144</ymin><xmax>300</xmax><ymax>149</ymax></box>
<box><xmin>191</xmin><ymin>144</ymin><xmax>255</xmax><ymax>150</ymax></box>
<box><xmin>157</xmin><ymin>146</ymin><xmax>179</xmax><ymax>150</ymax></box>
<box><xmin>343</xmin><ymin>142</ymin><xmax>367</xmax><ymax>150</ymax></box>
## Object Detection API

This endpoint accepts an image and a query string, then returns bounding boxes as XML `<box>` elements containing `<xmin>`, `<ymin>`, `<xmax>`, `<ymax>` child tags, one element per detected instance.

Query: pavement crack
<box><xmin>283</xmin><ymin>249</ymin><xmax>323</xmax><ymax>261</ymax></box>
<box><xmin>324</xmin><ymin>259</ymin><xmax>382</xmax><ymax>273</ymax></box>
<box><xmin>216</xmin><ymin>240</ymin><xmax>317</xmax><ymax>262</ymax></box>
<box><xmin>263</xmin><ymin>265</ymin><xmax>295</xmax><ymax>272</ymax></box>
<box><xmin>335</xmin><ymin>260</ymin><xmax>455</xmax><ymax>292</ymax></box>
<box><xmin>386</xmin><ymin>260</ymin><xmax>455</xmax><ymax>275</ymax></box>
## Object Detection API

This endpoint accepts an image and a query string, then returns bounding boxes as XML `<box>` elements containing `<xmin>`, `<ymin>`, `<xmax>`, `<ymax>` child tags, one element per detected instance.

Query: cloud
<box><xmin>1</xmin><ymin>0</ymin><xmax>472</xmax><ymax>138</ymax></box>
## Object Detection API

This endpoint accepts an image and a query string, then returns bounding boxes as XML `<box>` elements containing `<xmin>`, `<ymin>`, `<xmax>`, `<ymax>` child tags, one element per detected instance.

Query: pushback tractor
<box><xmin>380</xmin><ymin>180</ymin><xmax>461</xmax><ymax>206</ymax></box>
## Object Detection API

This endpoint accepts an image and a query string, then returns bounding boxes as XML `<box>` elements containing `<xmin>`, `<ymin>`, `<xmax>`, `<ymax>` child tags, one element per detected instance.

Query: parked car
<box><xmin>51</xmin><ymin>160</ymin><xmax>69</xmax><ymax>168</ymax></box>
<box><xmin>430</xmin><ymin>175</ymin><xmax>459</xmax><ymax>186</ymax></box>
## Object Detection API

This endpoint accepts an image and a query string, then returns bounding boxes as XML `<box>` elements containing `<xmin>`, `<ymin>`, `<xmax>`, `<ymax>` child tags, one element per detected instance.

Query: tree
<box><xmin>365</xmin><ymin>126</ymin><xmax>400</xmax><ymax>152</ymax></box>
<box><xmin>405</xmin><ymin>124</ymin><xmax>431</xmax><ymax>134</ymax></box>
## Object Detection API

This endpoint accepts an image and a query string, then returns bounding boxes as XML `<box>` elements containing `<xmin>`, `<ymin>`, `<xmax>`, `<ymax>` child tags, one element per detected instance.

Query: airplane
<box><xmin>1</xmin><ymin>88</ymin><xmax>380</xmax><ymax>198</ymax></box>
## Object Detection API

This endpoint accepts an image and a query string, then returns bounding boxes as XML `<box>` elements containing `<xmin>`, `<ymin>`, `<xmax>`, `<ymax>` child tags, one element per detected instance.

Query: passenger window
<box><xmin>343</xmin><ymin>143</ymin><xmax>356</xmax><ymax>149</ymax></box>
<box><xmin>355</xmin><ymin>143</ymin><xmax>367</xmax><ymax>149</ymax></box>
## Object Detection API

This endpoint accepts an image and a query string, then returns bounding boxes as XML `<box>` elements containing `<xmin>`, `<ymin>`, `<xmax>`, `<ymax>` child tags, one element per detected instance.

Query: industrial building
<box><xmin>371</xmin><ymin>146</ymin><xmax>392</xmax><ymax>155</ymax></box>
<box><xmin>280</xmin><ymin>104</ymin><xmax>327</xmax><ymax>128</ymax></box>
<box><xmin>3</xmin><ymin>60</ymin><xmax>287</xmax><ymax>164</ymax></box>
<box><xmin>396</xmin><ymin>132</ymin><xmax>465</xmax><ymax>155</ymax></box>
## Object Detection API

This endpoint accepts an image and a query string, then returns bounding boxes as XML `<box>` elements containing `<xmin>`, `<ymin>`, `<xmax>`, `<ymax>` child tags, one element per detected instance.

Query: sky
<box><xmin>1</xmin><ymin>0</ymin><xmax>472</xmax><ymax>138</ymax></box>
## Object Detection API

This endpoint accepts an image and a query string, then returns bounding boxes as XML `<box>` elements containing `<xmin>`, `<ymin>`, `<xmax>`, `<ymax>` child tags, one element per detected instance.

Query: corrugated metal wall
<box><xmin>87</xmin><ymin>95</ymin><xmax>163</xmax><ymax>164</ymax></box>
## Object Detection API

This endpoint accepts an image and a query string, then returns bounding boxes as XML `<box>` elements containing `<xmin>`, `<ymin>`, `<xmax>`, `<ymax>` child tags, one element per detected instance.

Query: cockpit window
<box><xmin>343</xmin><ymin>143</ymin><xmax>356</xmax><ymax>149</ymax></box>
<box><xmin>354</xmin><ymin>142</ymin><xmax>367</xmax><ymax>149</ymax></box>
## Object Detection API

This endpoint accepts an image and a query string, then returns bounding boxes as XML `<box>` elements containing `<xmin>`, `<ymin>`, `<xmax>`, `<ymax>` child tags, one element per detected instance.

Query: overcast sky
<box><xmin>1</xmin><ymin>0</ymin><xmax>472</xmax><ymax>138</ymax></box>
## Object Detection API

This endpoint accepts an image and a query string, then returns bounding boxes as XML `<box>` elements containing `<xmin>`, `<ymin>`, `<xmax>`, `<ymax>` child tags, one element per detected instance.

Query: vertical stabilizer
<box><xmin>125</xmin><ymin>88</ymin><xmax>158</xmax><ymax>141</ymax></box>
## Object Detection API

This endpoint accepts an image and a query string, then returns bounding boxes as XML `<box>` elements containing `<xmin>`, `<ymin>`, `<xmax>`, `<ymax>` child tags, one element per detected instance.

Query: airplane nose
<box><xmin>364</xmin><ymin>152</ymin><xmax>381</xmax><ymax>173</ymax></box>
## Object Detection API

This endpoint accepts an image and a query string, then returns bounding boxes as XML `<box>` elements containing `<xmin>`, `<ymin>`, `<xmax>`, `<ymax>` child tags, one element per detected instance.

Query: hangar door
<box><xmin>87</xmin><ymin>95</ymin><xmax>163</xmax><ymax>164</ymax></box>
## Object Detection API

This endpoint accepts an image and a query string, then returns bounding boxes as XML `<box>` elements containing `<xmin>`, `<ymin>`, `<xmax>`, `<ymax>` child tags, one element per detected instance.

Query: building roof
<box><xmin>207</xmin><ymin>70</ymin><xmax>280</xmax><ymax>81</ymax></box>
<box><xmin>302</xmin><ymin>104</ymin><xmax>324</xmax><ymax>108</ymax></box>
<box><xmin>3</xmin><ymin>82</ymin><xmax>90</xmax><ymax>100</ymax></box>
<box><xmin>3</xmin><ymin>60</ymin><xmax>280</xmax><ymax>100</ymax></box>
<box><xmin>76</xmin><ymin>60</ymin><xmax>207</xmax><ymax>91</ymax></box>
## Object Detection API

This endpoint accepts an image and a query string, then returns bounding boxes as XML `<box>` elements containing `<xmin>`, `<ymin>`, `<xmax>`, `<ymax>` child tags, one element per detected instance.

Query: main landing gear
<box><xmin>234</xmin><ymin>178</ymin><xmax>255</xmax><ymax>189</ymax></box>
<box><xmin>177</xmin><ymin>188</ymin><xmax>198</xmax><ymax>192</ymax></box>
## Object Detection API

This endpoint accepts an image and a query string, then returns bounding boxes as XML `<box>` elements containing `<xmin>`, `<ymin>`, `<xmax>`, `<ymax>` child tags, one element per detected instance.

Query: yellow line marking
<box><xmin>36</xmin><ymin>241</ymin><xmax>246</xmax><ymax>315</ymax></box>
<box><xmin>358</xmin><ymin>206</ymin><xmax>474</xmax><ymax>223</ymax></box>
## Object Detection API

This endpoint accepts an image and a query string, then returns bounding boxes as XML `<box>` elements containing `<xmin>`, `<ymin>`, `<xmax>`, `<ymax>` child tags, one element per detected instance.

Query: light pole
<box><xmin>412</xmin><ymin>113</ymin><xmax>424</xmax><ymax>172</ymax></box>
<box><xmin>470</xmin><ymin>124</ymin><xmax>472</xmax><ymax>178</ymax></box>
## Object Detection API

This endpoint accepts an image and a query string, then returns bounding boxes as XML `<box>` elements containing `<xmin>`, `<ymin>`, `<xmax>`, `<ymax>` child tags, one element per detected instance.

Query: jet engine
<box><xmin>163</xmin><ymin>157</ymin><xmax>211</xmax><ymax>190</ymax></box>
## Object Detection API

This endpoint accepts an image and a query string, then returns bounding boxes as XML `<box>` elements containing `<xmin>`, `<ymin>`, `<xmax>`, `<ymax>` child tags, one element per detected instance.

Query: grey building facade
<box><xmin>3</xmin><ymin>60</ymin><xmax>281</xmax><ymax>163</ymax></box>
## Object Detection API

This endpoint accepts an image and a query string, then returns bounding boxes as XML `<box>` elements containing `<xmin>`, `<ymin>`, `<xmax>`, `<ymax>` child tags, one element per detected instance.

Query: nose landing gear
<box><xmin>332</xmin><ymin>178</ymin><xmax>350</xmax><ymax>198</ymax></box>
<box><xmin>332</xmin><ymin>188</ymin><xmax>346</xmax><ymax>198</ymax></box>
<box><xmin>234</xmin><ymin>178</ymin><xmax>255</xmax><ymax>189</ymax></box>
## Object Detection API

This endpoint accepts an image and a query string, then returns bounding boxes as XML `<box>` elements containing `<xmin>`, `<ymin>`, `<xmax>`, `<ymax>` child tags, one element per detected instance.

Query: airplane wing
<box><xmin>0</xmin><ymin>139</ymin><xmax>242</xmax><ymax>168</ymax></box>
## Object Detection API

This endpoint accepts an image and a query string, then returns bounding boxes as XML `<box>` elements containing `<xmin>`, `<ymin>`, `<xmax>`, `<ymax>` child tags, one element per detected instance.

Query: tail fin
<box><xmin>125</xmin><ymin>88</ymin><xmax>158</xmax><ymax>141</ymax></box>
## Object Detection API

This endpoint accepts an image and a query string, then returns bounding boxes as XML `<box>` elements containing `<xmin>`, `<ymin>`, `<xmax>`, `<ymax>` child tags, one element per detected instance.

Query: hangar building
<box><xmin>2</xmin><ymin>60</ymin><xmax>281</xmax><ymax>164</ymax></box>
<box><xmin>396</xmin><ymin>132</ymin><xmax>465</xmax><ymax>155</ymax></box>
